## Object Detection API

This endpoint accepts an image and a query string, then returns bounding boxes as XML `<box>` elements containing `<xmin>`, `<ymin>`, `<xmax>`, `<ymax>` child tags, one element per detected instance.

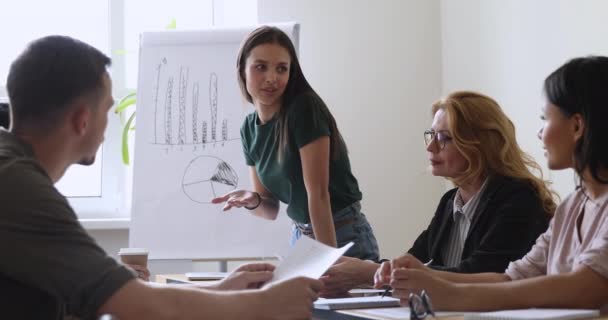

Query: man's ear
<box><xmin>70</xmin><ymin>104</ymin><xmax>91</xmax><ymax>137</ymax></box>
<box><xmin>572</xmin><ymin>113</ymin><xmax>585</xmax><ymax>142</ymax></box>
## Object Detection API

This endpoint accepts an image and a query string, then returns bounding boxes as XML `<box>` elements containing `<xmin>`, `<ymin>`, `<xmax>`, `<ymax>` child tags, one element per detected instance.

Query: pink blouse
<box><xmin>506</xmin><ymin>188</ymin><xmax>608</xmax><ymax>309</ymax></box>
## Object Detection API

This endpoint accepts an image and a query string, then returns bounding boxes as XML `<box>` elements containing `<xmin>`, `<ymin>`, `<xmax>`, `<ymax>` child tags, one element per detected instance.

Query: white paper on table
<box><xmin>314</xmin><ymin>296</ymin><xmax>400</xmax><ymax>310</ymax></box>
<box><xmin>464</xmin><ymin>309</ymin><xmax>599</xmax><ymax>320</ymax></box>
<box><xmin>348</xmin><ymin>288</ymin><xmax>387</xmax><ymax>296</ymax></box>
<box><xmin>185</xmin><ymin>272</ymin><xmax>229</xmax><ymax>280</ymax></box>
<box><xmin>266</xmin><ymin>236</ymin><xmax>353</xmax><ymax>285</ymax></box>
<box><xmin>339</xmin><ymin>307</ymin><xmax>465</xmax><ymax>319</ymax></box>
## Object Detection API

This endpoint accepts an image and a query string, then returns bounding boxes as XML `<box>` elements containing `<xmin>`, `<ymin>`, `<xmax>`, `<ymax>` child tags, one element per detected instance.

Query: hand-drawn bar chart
<box><xmin>152</xmin><ymin>57</ymin><xmax>237</xmax><ymax>147</ymax></box>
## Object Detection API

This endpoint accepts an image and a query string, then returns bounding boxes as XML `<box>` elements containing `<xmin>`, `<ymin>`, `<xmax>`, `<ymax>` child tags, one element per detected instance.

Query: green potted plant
<box><xmin>115</xmin><ymin>91</ymin><xmax>137</xmax><ymax>165</ymax></box>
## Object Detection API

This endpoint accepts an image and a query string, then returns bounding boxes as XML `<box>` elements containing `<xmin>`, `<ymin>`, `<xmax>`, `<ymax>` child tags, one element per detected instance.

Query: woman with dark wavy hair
<box><xmin>212</xmin><ymin>26</ymin><xmax>379</xmax><ymax>261</ymax></box>
<box><xmin>377</xmin><ymin>56</ymin><xmax>608</xmax><ymax>312</ymax></box>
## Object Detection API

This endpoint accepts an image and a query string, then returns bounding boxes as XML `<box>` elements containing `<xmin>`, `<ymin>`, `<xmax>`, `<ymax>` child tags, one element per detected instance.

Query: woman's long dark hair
<box><xmin>544</xmin><ymin>56</ymin><xmax>608</xmax><ymax>184</ymax></box>
<box><xmin>237</xmin><ymin>26</ymin><xmax>346</xmax><ymax>161</ymax></box>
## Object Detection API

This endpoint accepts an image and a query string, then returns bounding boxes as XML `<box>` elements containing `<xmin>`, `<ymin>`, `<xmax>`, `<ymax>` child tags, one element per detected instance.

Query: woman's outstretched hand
<box><xmin>211</xmin><ymin>189</ymin><xmax>260</xmax><ymax>211</ymax></box>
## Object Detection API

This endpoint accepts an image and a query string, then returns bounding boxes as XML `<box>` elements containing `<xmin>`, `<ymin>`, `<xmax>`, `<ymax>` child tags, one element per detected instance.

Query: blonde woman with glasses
<box><xmin>321</xmin><ymin>91</ymin><xmax>556</xmax><ymax>297</ymax></box>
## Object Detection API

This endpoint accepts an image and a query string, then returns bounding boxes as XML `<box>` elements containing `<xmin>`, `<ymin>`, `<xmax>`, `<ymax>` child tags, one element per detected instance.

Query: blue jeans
<box><xmin>290</xmin><ymin>202</ymin><xmax>380</xmax><ymax>262</ymax></box>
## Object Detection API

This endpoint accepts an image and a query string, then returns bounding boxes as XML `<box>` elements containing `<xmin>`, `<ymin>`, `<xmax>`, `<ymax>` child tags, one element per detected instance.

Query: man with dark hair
<box><xmin>0</xmin><ymin>35</ymin><xmax>320</xmax><ymax>320</ymax></box>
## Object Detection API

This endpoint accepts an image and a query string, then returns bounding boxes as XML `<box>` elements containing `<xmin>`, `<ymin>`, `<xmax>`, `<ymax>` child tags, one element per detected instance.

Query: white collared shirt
<box><xmin>441</xmin><ymin>178</ymin><xmax>489</xmax><ymax>267</ymax></box>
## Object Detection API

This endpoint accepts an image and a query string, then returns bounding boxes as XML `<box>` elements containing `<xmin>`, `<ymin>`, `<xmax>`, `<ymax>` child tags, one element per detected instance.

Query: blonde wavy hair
<box><xmin>432</xmin><ymin>91</ymin><xmax>557</xmax><ymax>215</ymax></box>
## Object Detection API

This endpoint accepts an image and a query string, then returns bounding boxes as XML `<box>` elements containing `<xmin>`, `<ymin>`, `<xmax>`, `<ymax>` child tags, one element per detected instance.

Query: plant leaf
<box><xmin>122</xmin><ymin>112</ymin><xmax>136</xmax><ymax>165</ymax></box>
<box><xmin>166</xmin><ymin>18</ymin><xmax>177</xmax><ymax>30</ymax></box>
<box><xmin>115</xmin><ymin>92</ymin><xmax>137</xmax><ymax>114</ymax></box>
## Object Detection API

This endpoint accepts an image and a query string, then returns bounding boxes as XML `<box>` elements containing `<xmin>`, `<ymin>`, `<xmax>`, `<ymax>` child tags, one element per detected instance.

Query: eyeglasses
<box><xmin>424</xmin><ymin>130</ymin><xmax>452</xmax><ymax>150</ymax></box>
<box><xmin>409</xmin><ymin>290</ymin><xmax>435</xmax><ymax>320</ymax></box>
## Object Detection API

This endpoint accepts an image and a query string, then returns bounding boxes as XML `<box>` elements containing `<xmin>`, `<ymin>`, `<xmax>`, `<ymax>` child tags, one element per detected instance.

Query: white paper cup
<box><xmin>118</xmin><ymin>248</ymin><xmax>149</xmax><ymax>267</ymax></box>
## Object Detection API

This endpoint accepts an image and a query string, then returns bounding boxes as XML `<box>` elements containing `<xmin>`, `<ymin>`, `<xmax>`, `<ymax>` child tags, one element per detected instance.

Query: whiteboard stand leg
<box><xmin>219</xmin><ymin>260</ymin><xmax>228</xmax><ymax>272</ymax></box>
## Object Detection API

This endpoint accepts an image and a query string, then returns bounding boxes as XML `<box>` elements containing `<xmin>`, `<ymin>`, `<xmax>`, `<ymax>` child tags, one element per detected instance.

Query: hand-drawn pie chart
<box><xmin>182</xmin><ymin>156</ymin><xmax>238</xmax><ymax>203</ymax></box>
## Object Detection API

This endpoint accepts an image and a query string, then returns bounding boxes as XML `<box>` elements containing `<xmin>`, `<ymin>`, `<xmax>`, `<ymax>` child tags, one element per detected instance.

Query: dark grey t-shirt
<box><xmin>0</xmin><ymin>130</ymin><xmax>135</xmax><ymax>320</ymax></box>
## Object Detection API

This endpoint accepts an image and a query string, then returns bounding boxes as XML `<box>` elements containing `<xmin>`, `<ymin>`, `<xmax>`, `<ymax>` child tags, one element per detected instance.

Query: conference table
<box><xmin>156</xmin><ymin>274</ymin><xmax>398</xmax><ymax>319</ymax></box>
<box><xmin>155</xmin><ymin>274</ymin><xmax>606</xmax><ymax>320</ymax></box>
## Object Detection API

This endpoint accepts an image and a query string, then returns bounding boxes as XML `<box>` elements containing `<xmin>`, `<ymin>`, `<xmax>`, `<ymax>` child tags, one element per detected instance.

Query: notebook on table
<box><xmin>464</xmin><ymin>308</ymin><xmax>599</xmax><ymax>320</ymax></box>
<box><xmin>314</xmin><ymin>296</ymin><xmax>401</xmax><ymax>310</ymax></box>
<box><xmin>185</xmin><ymin>272</ymin><xmax>229</xmax><ymax>280</ymax></box>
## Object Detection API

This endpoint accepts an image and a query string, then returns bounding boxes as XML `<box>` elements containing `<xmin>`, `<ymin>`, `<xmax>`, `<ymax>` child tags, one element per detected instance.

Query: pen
<box><xmin>380</xmin><ymin>286</ymin><xmax>391</xmax><ymax>298</ymax></box>
<box><xmin>381</xmin><ymin>258</ymin><xmax>433</xmax><ymax>298</ymax></box>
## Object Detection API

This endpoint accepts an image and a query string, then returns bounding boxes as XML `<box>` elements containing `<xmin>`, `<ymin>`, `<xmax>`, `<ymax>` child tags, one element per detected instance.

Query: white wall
<box><xmin>441</xmin><ymin>0</ymin><xmax>608</xmax><ymax>198</ymax></box>
<box><xmin>258</xmin><ymin>0</ymin><xmax>446</xmax><ymax>258</ymax></box>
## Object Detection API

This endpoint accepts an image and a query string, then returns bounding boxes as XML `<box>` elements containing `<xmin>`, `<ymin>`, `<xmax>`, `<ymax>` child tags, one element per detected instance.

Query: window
<box><xmin>0</xmin><ymin>1</ymin><xmax>110</xmax><ymax>95</ymax></box>
<box><xmin>123</xmin><ymin>0</ymin><xmax>258</xmax><ymax>89</ymax></box>
<box><xmin>1</xmin><ymin>0</ymin><xmax>257</xmax><ymax>220</ymax></box>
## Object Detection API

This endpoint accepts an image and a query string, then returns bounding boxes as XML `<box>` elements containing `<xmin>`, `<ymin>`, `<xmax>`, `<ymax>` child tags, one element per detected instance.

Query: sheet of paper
<box><xmin>464</xmin><ymin>309</ymin><xmax>599</xmax><ymax>320</ymax></box>
<box><xmin>344</xmin><ymin>308</ymin><xmax>598</xmax><ymax>320</ymax></box>
<box><xmin>314</xmin><ymin>296</ymin><xmax>400</xmax><ymax>310</ymax></box>
<box><xmin>339</xmin><ymin>307</ymin><xmax>465</xmax><ymax>319</ymax></box>
<box><xmin>185</xmin><ymin>272</ymin><xmax>229</xmax><ymax>280</ymax></box>
<box><xmin>267</xmin><ymin>236</ymin><xmax>353</xmax><ymax>285</ymax></box>
<box><xmin>348</xmin><ymin>288</ymin><xmax>387</xmax><ymax>296</ymax></box>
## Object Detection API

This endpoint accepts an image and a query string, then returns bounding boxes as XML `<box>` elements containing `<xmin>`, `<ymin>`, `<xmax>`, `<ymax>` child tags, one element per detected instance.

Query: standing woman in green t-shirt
<box><xmin>212</xmin><ymin>26</ymin><xmax>379</xmax><ymax>261</ymax></box>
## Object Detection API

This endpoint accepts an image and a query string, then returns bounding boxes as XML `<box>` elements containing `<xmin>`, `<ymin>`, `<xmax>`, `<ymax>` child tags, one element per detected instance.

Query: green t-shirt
<box><xmin>240</xmin><ymin>93</ymin><xmax>362</xmax><ymax>223</ymax></box>
<box><xmin>0</xmin><ymin>130</ymin><xmax>135</xmax><ymax>319</ymax></box>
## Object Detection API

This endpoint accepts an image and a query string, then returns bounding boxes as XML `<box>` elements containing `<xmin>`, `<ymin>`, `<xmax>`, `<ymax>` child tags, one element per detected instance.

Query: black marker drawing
<box><xmin>192</xmin><ymin>82</ymin><xmax>200</xmax><ymax>144</ymax></box>
<box><xmin>164</xmin><ymin>76</ymin><xmax>174</xmax><ymax>144</ymax></box>
<box><xmin>182</xmin><ymin>155</ymin><xmax>238</xmax><ymax>204</ymax></box>
<box><xmin>151</xmin><ymin>67</ymin><xmax>238</xmax><ymax>146</ymax></box>
<box><xmin>178</xmin><ymin>66</ymin><xmax>189</xmax><ymax>145</ymax></box>
<box><xmin>222</xmin><ymin>119</ymin><xmax>228</xmax><ymax>145</ymax></box>
<box><xmin>209</xmin><ymin>73</ymin><xmax>218</xmax><ymax>143</ymax></box>
<box><xmin>202</xmin><ymin>121</ymin><xmax>208</xmax><ymax>145</ymax></box>
<box><xmin>153</xmin><ymin>57</ymin><xmax>167</xmax><ymax>143</ymax></box>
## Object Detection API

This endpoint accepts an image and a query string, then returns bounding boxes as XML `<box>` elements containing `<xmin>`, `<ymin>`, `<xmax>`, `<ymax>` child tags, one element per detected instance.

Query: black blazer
<box><xmin>408</xmin><ymin>175</ymin><xmax>551</xmax><ymax>273</ymax></box>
